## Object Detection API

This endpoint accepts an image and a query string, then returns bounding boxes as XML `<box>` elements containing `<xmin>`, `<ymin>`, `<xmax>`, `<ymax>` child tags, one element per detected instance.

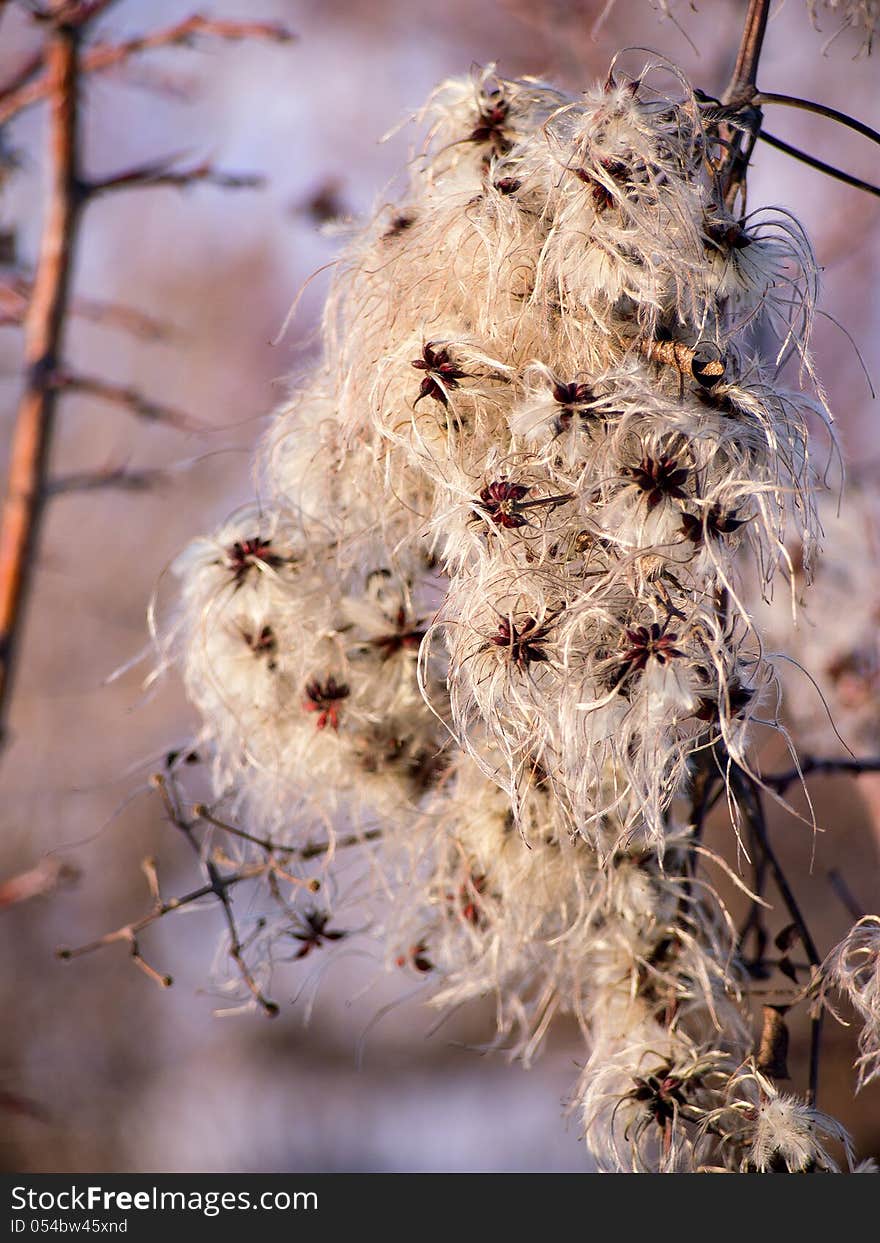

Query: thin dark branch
<box><xmin>758</xmin><ymin>129</ymin><xmax>880</xmax><ymax>198</ymax></box>
<box><xmin>718</xmin><ymin>0</ymin><xmax>770</xmax><ymax>210</ymax></box>
<box><xmin>194</xmin><ymin>803</ymin><xmax>303</xmax><ymax>859</ymax></box>
<box><xmin>755</xmin><ymin>91</ymin><xmax>880</xmax><ymax>148</ymax></box>
<box><xmin>59</xmin><ymin>776</ymin><xmax>380</xmax><ymax>1013</ymax></box>
<box><xmin>827</xmin><ymin>869</ymin><xmax>867</xmax><ymax>922</ymax></box>
<box><xmin>723</xmin><ymin>0</ymin><xmax>770</xmax><ymax>103</ymax></box>
<box><xmin>732</xmin><ymin>765</ymin><xmax>824</xmax><ymax>1105</ymax></box>
<box><xmin>150</xmin><ymin>773</ymin><xmax>279</xmax><ymax>1015</ymax></box>
<box><xmin>764</xmin><ymin>755</ymin><xmax>880</xmax><ymax>795</ymax></box>
<box><xmin>0</xmin><ymin>279</ymin><xmax>28</xmax><ymax>326</ymax></box>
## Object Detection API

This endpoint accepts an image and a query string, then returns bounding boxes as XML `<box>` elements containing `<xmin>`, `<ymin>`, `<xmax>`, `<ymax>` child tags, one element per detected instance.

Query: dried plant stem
<box><xmin>733</xmin><ymin>766</ymin><xmax>824</xmax><ymax>1105</ymax></box>
<box><xmin>49</xmin><ymin>369</ymin><xmax>200</xmax><ymax>430</ymax></box>
<box><xmin>755</xmin><ymin>91</ymin><xmax>880</xmax><ymax>148</ymax></box>
<box><xmin>766</xmin><ymin>754</ymin><xmax>880</xmax><ymax>794</ymax></box>
<box><xmin>0</xmin><ymin>14</ymin><xmax>83</xmax><ymax>748</ymax></box>
<box><xmin>719</xmin><ymin>0</ymin><xmax>770</xmax><ymax>210</ymax></box>
<box><xmin>57</xmin><ymin>774</ymin><xmax>378</xmax><ymax>1008</ymax></box>
<box><xmin>0</xmin><ymin>5</ymin><xmax>287</xmax><ymax>750</ymax></box>
<box><xmin>758</xmin><ymin>130</ymin><xmax>880</xmax><ymax>198</ymax></box>
<box><xmin>725</xmin><ymin>0</ymin><xmax>771</xmax><ymax>100</ymax></box>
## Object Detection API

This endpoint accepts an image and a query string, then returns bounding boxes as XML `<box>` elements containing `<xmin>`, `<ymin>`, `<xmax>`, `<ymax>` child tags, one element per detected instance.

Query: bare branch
<box><xmin>0</xmin><ymin>14</ymin><xmax>294</xmax><ymax>127</ymax></box>
<box><xmin>1</xmin><ymin>274</ymin><xmax>173</xmax><ymax>338</ymax></box>
<box><xmin>44</xmin><ymin>464</ymin><xmax>167</xmax><ymax>496</ymax></box>
<box><xmin>758</xmin><ymin>129</ymin><xmax>880</xmax><ymax>199</ymax></box>
<box><xmin>723</xmin><ymin>0</ymin><xmax>770</xmax><ymax>102</ymax></box>
<box><xmin>0</xmin><ymin>19</ymin><xmax>83</xmax><ymax>747</ymax></box>
<box><xmin>58</xmin><ymin>774</ymin><xmax>378</xmax><ymax>1014</ymax></box>
<box><xmin>69</xmin><ymin>296</ymin><xmax>172</xmax><ymax>339</ymax></box>
<box><xmin>755</xmin><ymin>91</ymin><xmax>880</xmax><ymax>149</ymax></box>
<box><xmin>195</xmin><ymin>802</ymin><xmax>383</xmax><ymax>863</ymax></box>
<box><xmin>732</xmin><ymin>765</ymin><xmax>824</xmax><ymax>1105</ymax></box>
<box><xmin>83</xmin><ymin>156</ymin><xmax>264</xmax><ymax>197</ymax></box>
<box><xmin>765</xmin><ymin>754</ymin><xmax>880</xmax><ymax>794</ymax></box>
<box><xmin>49</xmin><ymin>369</ymin><xmax>201</xmax><ymax>431</ymax></box>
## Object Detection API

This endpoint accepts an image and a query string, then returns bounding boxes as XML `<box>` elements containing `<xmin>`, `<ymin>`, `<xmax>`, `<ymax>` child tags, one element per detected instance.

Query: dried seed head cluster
<box><xmin>160</xmin><ymin>63</ymin><xmax>876</xmax><ymax>1171</ymax></box>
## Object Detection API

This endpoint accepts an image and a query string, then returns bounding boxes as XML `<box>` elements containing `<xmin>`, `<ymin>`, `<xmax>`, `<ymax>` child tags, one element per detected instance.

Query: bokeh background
<box><xmin>1</xmin><ymin>0</ymin><xmax>878</xmax><ymax>1172</ymax></box>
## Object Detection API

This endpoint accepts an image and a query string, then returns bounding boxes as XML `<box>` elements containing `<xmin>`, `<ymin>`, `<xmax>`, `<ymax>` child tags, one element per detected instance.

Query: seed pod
<box><xmin>757</xmin><ymin>1005</ymin><xmax>791</xmax><ymax>1080</ymax></box>
<box><xmin>691</xmin><ymin>341</ymin><xmax>726</xmax><ymax>388</ymax></box>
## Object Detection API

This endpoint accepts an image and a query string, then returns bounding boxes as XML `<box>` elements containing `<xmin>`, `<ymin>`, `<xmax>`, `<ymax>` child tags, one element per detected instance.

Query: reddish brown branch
<box><xmin>0</xmin><ymin>16</ymin><xmax>83</xmax><ymax>746</ymax></box>
<box><xmin>715</xmin><ymin>0</ymin><xmax>770</xmax><ymax>211</ymax></box>
<box><xmin>0</xmin><ymin>7</ymin><xmax>291</xmax><ymax>748</ymax></box>
<box><xmin>723</xmin><ymin>0</ymin><xmax>770</xmax><ymax>103</ymax></box>
<box><xmin>0</xmin><ymin>15</ymin><xmax>293</xmax><ymax>127</ymax></box>
<box><xmin>0</xmin><ymin>50</ymin><xmax>44</xmax><ymax>106</ymax></box>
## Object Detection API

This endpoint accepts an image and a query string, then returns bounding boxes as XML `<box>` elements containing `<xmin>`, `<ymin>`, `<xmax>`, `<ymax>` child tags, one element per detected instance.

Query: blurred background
<box><xmin>0</xmin><ymin>0</ymin><xmax>878</xmax><ymax>1172</ymax></box>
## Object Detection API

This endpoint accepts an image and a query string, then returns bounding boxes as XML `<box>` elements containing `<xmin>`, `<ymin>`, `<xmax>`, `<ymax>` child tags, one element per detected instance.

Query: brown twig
<box><xmin>0</xmin><ymin>50</ymin><xmax>44</xmax><ymax>110</ymax></box>
<box><xmin>757</xmin><ymin>129</ymin><xmax>880</xmax><ymax>198</ymax></box>
<box><xmin>764</xmin><ymin>754</ymin><xmax>880</xmax><ymax>795</ymax></box>
<box><xmin>732</xmin><ymin>765</ymin><xmax>824</xmax><ymax>1105</ymax></box>
<box><xmin>84</xmin><ymin>156</ymin><xmax>264</xmax><ymax>197</ymax></box>
<box><xmin>0</xmin><ymin>10</ymin><xmax>83</xmax><ymax>747</ymax></box>
<box><xmin>827</xmin><ymin>869</ymin><xmax>866</xmax><ymax>922</ymax></box>
<box><xmin>0</xmin><ymin>15</ymin><xmax>293</xmax><ymax>127</ymax></box>
<box><xmin>44</xmin><ymin>464</ymin><xmax>166</xmax><ymax>496</ymax></box>
<box><xmin>58</xmin><ymin>774</ymin><xmax>379</xmax><ymax>1014</ymax></box>
<box><xmin>1</xmin><ymin>274</ymin><xmax>173</xmax><ymax>339</ymax></box>
<box><xmin>718</xmin><ymin>0</ymin><xmax>770</xmax><ymax>211</ymax></box>
<box><xmin>49</xmin><ymin>369</ymin><xmax>201</xmax><ymax>430</ymax></box>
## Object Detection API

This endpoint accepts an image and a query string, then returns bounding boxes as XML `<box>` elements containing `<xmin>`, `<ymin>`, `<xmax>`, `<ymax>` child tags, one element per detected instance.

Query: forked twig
<box><xmin>57</xmin><ymin>771</ymin><xmax>379</xmax><ymax>1014</ymax></box>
